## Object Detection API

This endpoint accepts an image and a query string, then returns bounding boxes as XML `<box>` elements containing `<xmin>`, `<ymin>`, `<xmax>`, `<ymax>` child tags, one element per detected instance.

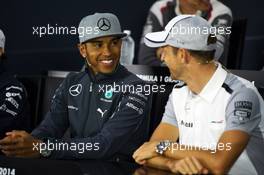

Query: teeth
<box><xmin>101</xmin><ymin>60</ymin><xmax>113</xmax><ymax>64</ymax></box>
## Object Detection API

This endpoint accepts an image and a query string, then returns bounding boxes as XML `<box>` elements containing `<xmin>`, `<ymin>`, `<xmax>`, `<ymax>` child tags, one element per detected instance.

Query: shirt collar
<box><xmin>85</xmin><ymin>64</ymin><xmax>129</xmax><ymax>83</ymax></box>
<box><xmin>198</xmin><ymin>63</ymin><xmax>227</xmax><ymax>103</ymax></box>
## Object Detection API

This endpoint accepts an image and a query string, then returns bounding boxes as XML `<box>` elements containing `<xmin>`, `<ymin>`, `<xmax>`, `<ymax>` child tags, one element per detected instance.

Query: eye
<box><xmin>93</xmin><ymin>42</ymin><xmax>102</xmax><ymax>48</ymax></box>
<box><xmin>111</xmin><ymin>39</ymin><xmax>120</xmax><ymax>46</ymax></box>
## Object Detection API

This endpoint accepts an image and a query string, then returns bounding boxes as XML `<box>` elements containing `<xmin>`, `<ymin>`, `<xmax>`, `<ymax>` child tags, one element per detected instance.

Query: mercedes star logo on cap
<box><xmin>69</xmin><ymin>84</ymin><xmax>82</xmax><ymax>96</ymax></box>
<box><xmin>97</xmin><ymin>18</ymin><xmax>111</xmax><ymax>31</ymax></box>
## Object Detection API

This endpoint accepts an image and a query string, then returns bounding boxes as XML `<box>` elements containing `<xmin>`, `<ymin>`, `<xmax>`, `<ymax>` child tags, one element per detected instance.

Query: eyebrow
<box><xmin>89</xmin><ymin>37</ymin><xmax>121</xmax><ymax>43</ymax></box>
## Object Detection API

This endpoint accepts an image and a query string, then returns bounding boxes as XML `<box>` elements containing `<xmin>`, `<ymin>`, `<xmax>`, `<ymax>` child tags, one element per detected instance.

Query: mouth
<box><xmin>98</xmin><ymin>58</ymin><xmax>114</xmax><ymax>66</ymax></box>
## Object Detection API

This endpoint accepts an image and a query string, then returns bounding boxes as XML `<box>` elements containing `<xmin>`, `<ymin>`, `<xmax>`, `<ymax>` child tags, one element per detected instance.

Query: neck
<box><xmin>184</xmin><ymin>62</ymin><xmax>217</xmax><ymax>94</ymax></box>
<box><xmin>179</xmin><ymin>4</ymin><xmax>197</xmax><ymax>14</ymax></box>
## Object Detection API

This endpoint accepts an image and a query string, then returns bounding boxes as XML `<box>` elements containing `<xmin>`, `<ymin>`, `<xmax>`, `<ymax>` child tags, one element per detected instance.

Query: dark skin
<box><xmin>0</xmin><ymin>36</ymin><xmax>123</xmax><ymax>158</ymax></box>
<box><xmin>0</xmin><ymin>131</ymin><xmax>42</xmax><ymax>158</ymax></box>
<box><xmin>78</xmin><ymin>36</ymin><xmax>122</xmax><ymax>75</ymax></box>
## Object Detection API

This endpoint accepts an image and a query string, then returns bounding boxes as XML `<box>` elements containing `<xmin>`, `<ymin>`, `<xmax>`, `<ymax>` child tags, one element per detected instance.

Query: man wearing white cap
<box><xmin>0</xmin><ymin>29</ymin><xmax>30</xmax><ymax>141</ymax></box>
<box><xmin>133</xmin><ymin>15</ymin><xmax>264</xmax><ymax>174</ymax></box>
<box><xmin>0</xmin><ymin>13</ymin><xmax>152</xmax><ymax>161</ymax></box>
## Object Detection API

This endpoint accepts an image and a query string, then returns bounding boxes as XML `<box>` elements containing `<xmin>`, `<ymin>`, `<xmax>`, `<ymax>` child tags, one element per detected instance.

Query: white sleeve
<box><xmin>161</xmin><ymin>92</ymin><xmax>178</xmax><ymax>127</ymax></box>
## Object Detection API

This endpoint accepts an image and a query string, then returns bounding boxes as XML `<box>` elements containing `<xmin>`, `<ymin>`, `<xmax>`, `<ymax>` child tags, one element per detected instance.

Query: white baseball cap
<box><xmin>0</xmin><ymin>29</ymin><xmax>5</xmax><ymax>50</ymax></box>
<box><xmin>144</xmin><ymin>15</ymin><xmax>217</xmax><ymax>51</ymax></box>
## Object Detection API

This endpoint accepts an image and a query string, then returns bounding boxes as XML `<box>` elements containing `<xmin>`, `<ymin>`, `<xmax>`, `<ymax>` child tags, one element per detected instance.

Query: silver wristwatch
<box><xmin>155</xmin><ymin>140</ymin><xmax>171</xmax><ymax>155</ymax></box>
<box><xmin>39</xmin><ymin>139</ymin><xmax>52</xmax><ymax>158</ymax></box>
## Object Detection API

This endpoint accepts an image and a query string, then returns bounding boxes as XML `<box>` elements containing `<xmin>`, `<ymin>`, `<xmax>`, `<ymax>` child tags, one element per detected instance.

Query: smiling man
<box><xmin>0</xmin><ymin>13</ymin><xmax>152</xmax><ymax>161</ymax></box>
<box><xmin>133</xmin><ymin>15</ymin><xmax>264</xmax><ymax>174</ymax></box>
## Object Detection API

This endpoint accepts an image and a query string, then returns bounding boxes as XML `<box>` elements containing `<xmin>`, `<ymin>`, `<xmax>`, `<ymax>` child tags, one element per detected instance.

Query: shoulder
<box><xmin>62</xmin><ymin>71</ymin><xmax>87</xmax><ymax>86</ymax></box>
<box><xmin>224</xmin><ymin>73</ymin><xmax>262</xmax><ymax>106</ymax></box>
<box><xmin>1</xmin><ymin>74</ymin><xmax>26</xmax><ymax>95</ymax></box>
<box><xmin>149</xmin><ymin>0</ymin><xmax>175</xmax><ymax>26</ymax></box>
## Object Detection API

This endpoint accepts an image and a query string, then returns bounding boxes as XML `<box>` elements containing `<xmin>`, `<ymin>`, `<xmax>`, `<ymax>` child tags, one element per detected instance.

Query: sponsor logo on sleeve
<box><xmin>234</xmin><ymin>101</ymin><xmax>253</xmax><ymax>124</ymax></box>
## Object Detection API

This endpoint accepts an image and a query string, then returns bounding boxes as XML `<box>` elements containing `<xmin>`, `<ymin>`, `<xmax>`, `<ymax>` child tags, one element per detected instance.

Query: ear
<box><xmin>78</xmin><ymin>43</ymin><xmax>87</xmax><ymax>58</ymax></box>
<box><xmin>180</xmin><ymin>49</ymin><xmax>191</xmax><ymax>64</ymax></box>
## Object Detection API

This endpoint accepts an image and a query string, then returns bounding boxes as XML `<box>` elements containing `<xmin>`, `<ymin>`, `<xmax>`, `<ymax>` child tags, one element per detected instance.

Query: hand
<box><xmin>133</xmin><ymin>141</ymin><xmax>159</xmax><ymax>165</ymax></box>
<box><xmin>0</xmin><ymin>130</ymin><xmax>42</xmax><ymax>158</ymax></box>
<box><xmin>167</xmin><ymin>156</ymin><xmax>209</xmax><ymax>175</ymax></box>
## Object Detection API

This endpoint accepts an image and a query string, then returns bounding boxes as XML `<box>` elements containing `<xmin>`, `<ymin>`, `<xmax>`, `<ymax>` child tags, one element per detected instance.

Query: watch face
<box><xmin>40</xmin><ymin>148</ymin><xmax>52</xmax><ymax>158</ymax></box>
<box><xmin>156</xmin><ymin>140</ymin><xmax>171</xmax><ymax>155</ymax></box>
<box><xmin>156</xmin><ymin>144</ymin><xmax>164</xmax><ymax>154</ymax></box>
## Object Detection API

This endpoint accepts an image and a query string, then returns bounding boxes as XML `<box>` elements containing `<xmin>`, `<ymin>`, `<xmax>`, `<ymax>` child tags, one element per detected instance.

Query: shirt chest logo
<box><xmin>180</xmin><ymin>120</ymin><xmax>193</xmax><ymax>128</ymax></box>
<box><xmin>69</xmin><ymin>84</ymin><xmax>82</xmax><ymax>96</ymax></box>
<box><xmin>104</xmin><ymin>89</ymin><xmax>113</xmax><ymax>99</ymax></box>
<box><xmin>97</xmin><ymin>108</ymin><xmax>107</xmax><ymax>118</ymax></box>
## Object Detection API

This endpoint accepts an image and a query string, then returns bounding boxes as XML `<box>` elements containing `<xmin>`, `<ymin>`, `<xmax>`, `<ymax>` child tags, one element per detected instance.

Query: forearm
<box><xmin>164</xmin><ymin>143</ymin><xmax>222</xmax><ymax>173</ymax></box>
<box><xmin>145</xmin><ymin>156</ymin><xmax>174</xmax><ymax>171</ymax></box>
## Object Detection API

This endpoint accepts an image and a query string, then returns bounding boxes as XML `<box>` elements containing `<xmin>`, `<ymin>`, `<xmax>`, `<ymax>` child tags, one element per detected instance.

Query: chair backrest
<box><xmin>226</xmin><ymin>18</ymin><xmax>247</xmax><ymax>69</ymax></box>
<box><xmin>15</xmin><ymin>75</ymin><xmax>44</xmax><ymax>131</ymax></box>
<box><xmin>38</xmin><ymin>71</ymin><xmax>68</xmax><ymax>124</ymax></box>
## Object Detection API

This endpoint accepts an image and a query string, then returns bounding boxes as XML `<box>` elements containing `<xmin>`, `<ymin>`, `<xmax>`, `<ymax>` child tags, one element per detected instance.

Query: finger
<box><xmin>185</xmin><ymin>157</ymin><xmax>199</xmax><ymax>174</ymax></box>
<box><xmin>1</xmin><ymin>137</ymin><xmax>33</xmax><ymax>151</ymax></box>
<box><xmin>0</xmin><ymin>144</ymin><xmax>19</xmax><ymax>151</ymax></box>
<box><xmin>167</xmin><ymin>160</ymin><xmax>179</xmax><ymax>173</ymax></box>
<box><xmin>181</xmin><ymin>159</ymin><xmax>192</xmax><ymax>175</ymax></box>
<box><xmin>2</xmin><ymin>148</ymin><xmax>33</xmax><ymax>157</ymax></box>
<box><xmin>6</xmin><ymin>130</ymin><xmax>27</xmax><ymax>137</ymax></box>
<box><xmin>0</xmin><ymin>136</ymin><xmax>18</xmax><ymax>145</ymax></box>
<box><xmin>137</xmin><ymin>159</ymin><xmax>147</xmax><ymax>165</ymax></box>
<box><xmin>2</xmin><ymin>150</ymin><xmax>18</xmax><ymax>157</ymax></box>
<box><xmin>191</xmin><ymin>156</ymin><xmax>203</xmax><ymax>172</ymax></box>
<box><xmin>202</xmin><ymin>168</ymin><xmax>209</xmax><ymax>174</ymax></box>
<box><xmin>135</xmin><ymin>156</ymin><xmax>144</xmax><ymax>164</ymax></box>
<box><xmin>177</xmin><ymin>165</ymin><xmax>187</xmax><ymax>175</ymax></box>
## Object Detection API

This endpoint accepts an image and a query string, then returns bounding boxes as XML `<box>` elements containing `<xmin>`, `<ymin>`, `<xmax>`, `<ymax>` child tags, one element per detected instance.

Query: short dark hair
<box><xmin>187</xmin><ymin>34</ymin><xmax>217</xmax><ymax>64</ymax></box>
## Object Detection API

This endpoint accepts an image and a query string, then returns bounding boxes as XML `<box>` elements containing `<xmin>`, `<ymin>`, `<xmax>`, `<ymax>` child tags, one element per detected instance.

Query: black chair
<box><xmin>37</xmin><ymin>71</ymin><xmax>68</xmax><ymax>124</ymax></box>
<box><xmin>226</xmin><ymin>18</ymin><xmax>247</xmax><ymax>69</ymax></box>
<box><xmin>15</xmin><ymin>75</ymin><xmax>45</xmax><ymax>131</ymax></box>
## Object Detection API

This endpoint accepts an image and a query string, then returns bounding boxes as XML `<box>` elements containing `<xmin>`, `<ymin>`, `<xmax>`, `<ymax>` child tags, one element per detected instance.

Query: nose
<box><xmin>102</xmin><ymin>45</ymin><xmax>111</xmax><ymax>57</ymax></box>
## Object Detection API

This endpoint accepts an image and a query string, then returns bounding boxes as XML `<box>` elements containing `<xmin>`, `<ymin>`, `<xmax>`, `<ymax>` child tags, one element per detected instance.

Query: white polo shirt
<box><xmin>162</xmin><ymin>63</ymin><xmax>264</xmax><ymax>174</ymax></box>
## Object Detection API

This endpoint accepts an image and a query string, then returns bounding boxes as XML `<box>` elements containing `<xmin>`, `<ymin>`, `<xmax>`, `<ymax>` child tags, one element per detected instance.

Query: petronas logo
<box><xmin>105</xmin><ymin>89</ymin><xmax>113</xmax><ymax>99</ymax></box>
